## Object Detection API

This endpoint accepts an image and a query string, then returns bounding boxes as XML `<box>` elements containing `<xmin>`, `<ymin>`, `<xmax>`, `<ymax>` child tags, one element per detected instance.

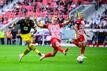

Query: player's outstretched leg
<box><xmin>29</xmin><ymin>43</ymin><xmax>45</xmax><ymax>57</ymax></box>
<box><xmin>63</xmin><ymin>48</ymin><xmax>69</xmax><ymax>55</ymax></box>
<box><xmin>77</xmin><ymin>43</ymin><xmax>87</xmax><ymax>63</ymax></box>
<box><xmin>40</xmin><ymin>49</ymin><xmax>58</xmax><ymax>61</ymax></box>
<box><xmin>56</xmin><ymin>42</ymin><xmax>69</xmax><ymax>55</ymax></box>
<box><xmin>19</xmin><ymin>47</ymin><xmax>31</xmax><ymax>62</ymax></box>
<box><xmin>80</xmin><ymin>42</ymin><xmax>86</xmax><ymax>56</ymax></box>
<box><xmin>19</xmin><ymin>54</ymin><xmax>23</xmax><ymax>62</ymax></box>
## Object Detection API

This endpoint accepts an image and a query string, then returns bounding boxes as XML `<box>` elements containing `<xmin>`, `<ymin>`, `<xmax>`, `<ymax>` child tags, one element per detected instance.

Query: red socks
<box><xmin>57</xmin><ymin>46</ymin><xmax>64</xmax><ymax>53</ymax></box>
<box><xmin>81</xmin><ymin>47</ymin><xmax>85</xmax><ymax>55</ymax></box>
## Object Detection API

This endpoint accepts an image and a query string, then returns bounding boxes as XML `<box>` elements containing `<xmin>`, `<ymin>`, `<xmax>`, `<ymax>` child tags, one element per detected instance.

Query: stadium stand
<box><xmin>0</xmin><ymin>0</ymin><xmax>107</xmax><ymax>47</ymax></box>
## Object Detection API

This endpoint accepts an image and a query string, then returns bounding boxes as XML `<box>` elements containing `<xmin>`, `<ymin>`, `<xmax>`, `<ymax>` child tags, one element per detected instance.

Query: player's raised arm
<box><xmin>12</xmin><ymin>19</ymin><xmax>22</xmax><ymax>28</ymax></box>
<box><xmin>73</xmin><ymin>23</ymin><xmax>78</xmax><ymax>39</ymax></box>
<box><xmin>34</xmin><ymin>18</ymin><xmax>45</xmax><ymax>28</ymax></box>
<box><xmin>12</xmin><ymin>23</ymin><xmax>16</xmax><ymax>27</ymax></box>
<box><xmin>61</xmin><ymin>16</ymin><xmax>74</xmax><ymax>27</ymax></box>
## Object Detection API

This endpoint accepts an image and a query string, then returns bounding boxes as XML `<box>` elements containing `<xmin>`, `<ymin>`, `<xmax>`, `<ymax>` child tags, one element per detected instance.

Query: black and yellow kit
<box><xmin>16</xmin><ymin>18</ymin><xmax>41</xmax><ymax>59</ymax></box>
<box><xmin>16</xmin><ymin>19</ymin><xmax>35</xmax><ymax>42</ymax></box>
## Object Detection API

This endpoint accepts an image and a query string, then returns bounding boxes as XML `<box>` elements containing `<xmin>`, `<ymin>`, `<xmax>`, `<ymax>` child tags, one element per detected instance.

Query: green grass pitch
<box><xmin>0</xmin><ymin>45</ymin><xmax>107</xmax><ymax>71</ymax></box>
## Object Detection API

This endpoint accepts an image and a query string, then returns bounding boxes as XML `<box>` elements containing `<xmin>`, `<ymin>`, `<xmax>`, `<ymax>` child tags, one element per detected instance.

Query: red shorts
<box><xmin>50</xmin><ymin>38</ymin><xmax>60</xmax><ymax>49</ymax></box>
<box><xmin>73</xmin><ymin>34</ymin><xmax>86</xmax><ymax>47</ymax></box>
<box><xmin>78</xmin><ymin>35</ymin><xmax>85</xmax><ymax>42</ymax></box>
<box><xmin>76</xmin><ymin>35</ymin><xmax>85</xmax><ymax>42</ymax></box>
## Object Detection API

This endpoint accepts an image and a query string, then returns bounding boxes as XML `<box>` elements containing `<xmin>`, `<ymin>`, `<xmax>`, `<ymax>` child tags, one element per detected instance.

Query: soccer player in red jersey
<box><xmin>35</xmin><ymin>15</ymin><xmax>74</xmax><ymax>60</ymax></box>
<box><xmin>72</xmin><ymin>14</ymin><xmax>88</xmax><ymax>60</ymax></box>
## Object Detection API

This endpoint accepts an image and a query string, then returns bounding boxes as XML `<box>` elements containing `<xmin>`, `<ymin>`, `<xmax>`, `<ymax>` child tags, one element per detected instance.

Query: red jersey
<box><xmin>45</xmin><ymin>23</ymin><xmax>63</xmax><ymax>40</ymax></box>
<box><xmin>75</xmin><ymin>19</ymin><xmax>86</xmax><ymax>42</ymax></box>
<box><xmin>76</xmin><ymin>19</ymin><xmax>85</xmax><ymax>34</ymax></box>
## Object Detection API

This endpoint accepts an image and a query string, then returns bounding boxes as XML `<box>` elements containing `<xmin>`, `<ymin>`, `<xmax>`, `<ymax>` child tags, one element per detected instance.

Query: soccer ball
<box><xmin>77</xmin><ymin>56</ymin><xmax>84</xmax><ymax>63</ymax></box>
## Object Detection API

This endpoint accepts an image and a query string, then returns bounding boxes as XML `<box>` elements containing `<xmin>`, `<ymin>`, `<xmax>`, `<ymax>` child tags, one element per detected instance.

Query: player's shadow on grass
<box><xmin>18</xmin><ymin>59</ymin><xmax>74</xmax><ymax>64</ymax></box>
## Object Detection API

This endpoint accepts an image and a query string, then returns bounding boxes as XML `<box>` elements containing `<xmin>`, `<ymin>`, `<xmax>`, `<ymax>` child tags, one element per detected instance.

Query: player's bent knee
<box><xmin>26</xmin><ymin>40</ymin><xmax>32</xmax><ymax>44</ymax></box>
<box><xmin>51</xmin><ymin>52</ymin><xmax>56</xmax><ymax>57</ymax></box>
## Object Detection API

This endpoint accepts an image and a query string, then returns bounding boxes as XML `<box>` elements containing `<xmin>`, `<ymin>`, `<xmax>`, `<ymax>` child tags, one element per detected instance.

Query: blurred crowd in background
<box><xmin>0</xmin><ymin>0</ymin><xmax>105</xmax><ymax>28</ymax></box>
<box><xmin>0</xmin><ymin>0</ymin><xmax>107</xmax><ymax>47</ymax></box>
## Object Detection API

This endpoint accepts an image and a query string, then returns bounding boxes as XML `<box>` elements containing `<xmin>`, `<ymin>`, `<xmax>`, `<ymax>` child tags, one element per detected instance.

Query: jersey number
<box><xmin>23</xmin><ymin>27</ymin><xmax>28</xmax><ymax>31</ymax></box>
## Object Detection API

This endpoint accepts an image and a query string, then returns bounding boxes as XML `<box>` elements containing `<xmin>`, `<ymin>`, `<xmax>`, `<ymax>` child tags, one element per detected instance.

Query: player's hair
<box><xmin>52</xmin><ymin>15</ymin><xmax>57</xmax><ymax>21</ymax></box>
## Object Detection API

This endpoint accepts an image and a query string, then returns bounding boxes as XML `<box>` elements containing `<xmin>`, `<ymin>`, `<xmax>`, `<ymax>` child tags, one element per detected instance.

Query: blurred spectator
<box><xmin>6</xmin><ymin>27</ymin><xmax>12</xmax><ymax>45</ymax></box>
<box><xmin>104</xmin><ymin>36</ymin><xmax>107</xmax><ymax>47</ymax></box>
<box><xmin>11</xmin><ymin>27</ymin><xmax>17</xmax><ymax>45</ymax></box>
<box><xmin>0</xmin><ymin>19</ymin><xmax>3</xmax><ymax>28</ymax></box>
<box><xmin>104</xmin><ymin>8</ymin><xmax>107</xmax><ymax>15</ymax></box>
<box><xmin>57</xmin><ymin>15</ymin><xmax>64</xmax><ymax>23</ymax></box>
<box><xmin>44</xmin><ymin>35</ymin><xmax>51</xmax><ymax>45</ymax></box>
<box><xmin>0</xmin><ymin>0</ymin><xmax>6</xmax><ymax>8</ymax></box>
<box><xmin>44</xmin><ymin>15</ymin><xmax>51</xmax><ymax>23</ymax></box>
<box><xmin>0</xmin><ymin>0</ymin><xmax>14</xmax><ymax>8</ymax></box>
<box><xmin>0</xmin><ymin>29</ymin><xmax>5</xmax><ymax>45</ymax></box>
<box><xmin>91</xmin><ymin>32</ymin><xmax>98</xmax><ymax>47</ymax></box>
<box><xmin>35</xmin><ymin>34</ymin><xmax>42</xmax><ymax>45</ymax></box>
<box><xmin>17</xmin><ymin>35</ymin><xmax>22</xmax><ymax>45</ymax></box>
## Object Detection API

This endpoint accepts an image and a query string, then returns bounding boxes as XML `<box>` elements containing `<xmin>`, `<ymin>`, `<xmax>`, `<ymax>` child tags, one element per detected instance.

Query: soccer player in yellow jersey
<box><xmin>14</xmin><ymin>17</ymin><xmax>44</xmax><ymax>62</ymax></box>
